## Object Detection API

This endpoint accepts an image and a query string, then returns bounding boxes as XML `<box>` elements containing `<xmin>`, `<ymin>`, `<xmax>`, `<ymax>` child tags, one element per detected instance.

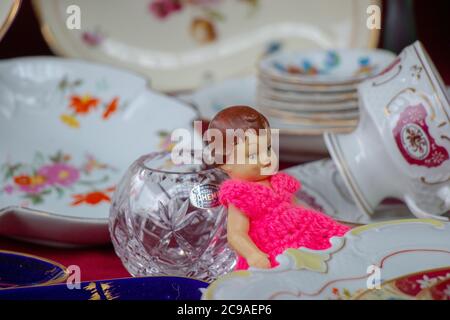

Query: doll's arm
<box><xmin>292</xmin><ymin>196</ymin><xmax>312</xmax><ymax>209</ymax></box>
<box><xmin>227</xmin><ymin>204</ymin><xmax>271</xmax><ymax>269</ymax></box>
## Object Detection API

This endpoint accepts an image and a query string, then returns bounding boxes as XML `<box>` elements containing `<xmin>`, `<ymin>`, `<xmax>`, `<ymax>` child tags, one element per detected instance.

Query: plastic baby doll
<box><xmin>207</xmin><ymin>105</ymin><xmax>350</xmax><ymax>270</ymax></box>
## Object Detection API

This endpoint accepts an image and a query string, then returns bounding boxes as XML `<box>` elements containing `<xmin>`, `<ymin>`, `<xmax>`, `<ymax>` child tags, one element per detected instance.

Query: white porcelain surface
<box><xmin>182</xmin><ymin>75</ymin><xmax>355</xmax><ymax>131</ymax></box>
<box><xmin>260</xmin><ymin>49</ymin><xmax>396</xmax><ymax>85</ymax></box>
<box><xmin>34</xmin><ymin>0</ymin><xmax>379</xmax><ymax>92</ymax></box>
<box><xmin>180</xmin><ymin>76</ymin><xmax>256</xmax><ymax>121</ymax></box>
<box><xmin>325</xmin><ymin>41</ymin><xmax>450</xmax><ymax>220</ymax></box>
<box><xmin>257</xmin><ymin>95</ymin><xmax>358</xmax><ymax>115</ymax></box>
<box><xmin>268</xmin><ymin>114</ymin><xmax>356</xmax><ymax>131</ymax></box>
<box><xmin>285</xmin><ymin>159</ymin><xmax>414</xmax><ymax>224</ymax></box>
<box><xmin>203</xmin><ymin>219</ymin><xmax>450</xmax><ymax>299</ymax></box>
<box><xmin>257</xmin><ymin>83</ymin><xmax>358</xmax><ymax>104</ymax></box>
<box><xmin>259</xmin><ymin>73</ymin><xmax>360</xmax><ymax>93</ymax></box>
<box><xmin>0</xmin><ymin>0</ymin><xmax>20</xmax><ymax>42</ymax></box>
<box><xmin>181</xmin><ymin>76</ymin><xmax>354</xmax><ymax>159</ymax></box>
<box><xmin>0</xmin><ymin>57</ymin><xmax>198</xmax><ymax>246</ymax></box>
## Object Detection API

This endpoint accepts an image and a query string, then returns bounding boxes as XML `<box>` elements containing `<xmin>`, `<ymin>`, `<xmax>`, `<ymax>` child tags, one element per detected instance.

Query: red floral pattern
<box><xmin>395</xmin><ymin>268</ymin><xmax>450</xmax><ymax>297</ymax></box>
<box><xmin>393</xmin><ymin>103</ymin><xmax>449</xmax><ymax>168</ymax></box>
<box><xmin>429</xmin><ymin>278</ymin><xmax>450</xmax><ymax>300</ymax></box>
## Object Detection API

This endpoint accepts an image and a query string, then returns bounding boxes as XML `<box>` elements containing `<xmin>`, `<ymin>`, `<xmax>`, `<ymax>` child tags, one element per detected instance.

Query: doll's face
<box><xmin>220</xmin><ymin>132</ymin><xmax>278</xmax><ymax>181</ymax></box>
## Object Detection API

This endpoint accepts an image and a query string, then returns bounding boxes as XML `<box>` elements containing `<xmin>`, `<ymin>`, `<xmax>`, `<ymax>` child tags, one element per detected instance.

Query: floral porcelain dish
<box><xmin>33</xmin><ymin>0</ymin><xmax>379</xmax><ymax>91</ymax></box>
<box><xmin>0</xmin><ymin>57</ymin><xmax>198</xmax><ymax>246</ymax></box>
<box><xmin>0</xmin><ymin>0</ymin><xmax>20</xmax><ymax>42</ymax></box>
<box><xmin>259</xmin><ymin>49</ymin><xmax>396</xmax><ymax>85</ymax></box>
<box><xmin>203</xmin><ymin>219</ymin><xmax>450</xmax><ymax>300</ymax></box>
<box><xmin>0</xmin><ymin>250</ymin><xmax>67</xmax><ymax>289</ymax></box>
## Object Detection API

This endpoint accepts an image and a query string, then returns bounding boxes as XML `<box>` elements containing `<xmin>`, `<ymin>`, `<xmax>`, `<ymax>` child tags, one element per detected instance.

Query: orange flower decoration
<box><xmin>71</xmin><ymin>191</ymin><xmax>111</xmax><ymax>206</ymax></box>
<box><xmin>190</xmin><ymin>18</ymin><xmax>216</xmax><ymax>44</ymax></box>
<box><xmin>14</xmin><ymin>175</ymin><xmax>31</xmax><ymax>186</ymax></box>
<box><xmin>103</xmin><ymin>97</ymin><xmax>119</xmax><ymax>119</ymax></box>
<box><xmin>69</xmin><ymin>95</ymin><xmax>100</xmax><ymax>114</ymax></box>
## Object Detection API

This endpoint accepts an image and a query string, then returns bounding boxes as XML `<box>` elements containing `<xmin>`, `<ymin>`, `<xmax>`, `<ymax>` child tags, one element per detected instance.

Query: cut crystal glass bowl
<box><xmin>109</xmin><ymin>151</ymin><xmax>236</xmax><ymax>281</ymax></box>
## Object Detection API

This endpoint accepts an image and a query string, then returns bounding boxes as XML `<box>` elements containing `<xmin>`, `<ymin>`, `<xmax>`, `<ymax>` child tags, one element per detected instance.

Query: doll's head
<box><xmin>207</xmin><ymin>105</ymin><xmax>278</xmax><ymax>181</ymax></box>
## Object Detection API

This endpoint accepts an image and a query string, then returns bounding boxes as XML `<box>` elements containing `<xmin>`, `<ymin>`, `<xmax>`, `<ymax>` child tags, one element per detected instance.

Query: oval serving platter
<box><xmin>0</xmin><ymin>250</ymin><xmax>67</xmax><ymax>289</ymax></box>
<box><xmin>0</xmin><ymin>57</ymin><xmax>199</xmax><ymax>246</ymax></box>
<box><xmin>33</xmin><ymin>0</ymin><xmax>380</xmax><ymax>92</ymax></box>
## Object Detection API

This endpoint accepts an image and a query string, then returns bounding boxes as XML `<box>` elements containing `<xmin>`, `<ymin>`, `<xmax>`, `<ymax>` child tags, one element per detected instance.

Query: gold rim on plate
<box><xmin>324</xmin><ymin>133</ymin><xmax>374</xmax><ymax>216</ymax></box>
<box><xmin>0</xmin><ymin>0</ymin><xmax>21</xmax><ymax>42</ymax></box>
<box><xmin>0</xmin><ymin>249</ymin><xmax>69</xmax><ymax>289</ymax></box>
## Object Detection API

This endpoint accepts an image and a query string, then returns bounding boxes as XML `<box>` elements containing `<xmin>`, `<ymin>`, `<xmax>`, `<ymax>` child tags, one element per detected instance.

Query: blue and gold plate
<box><xmin>0</xmin><ymin>250</ymin><xmax>68</xmax><ymax>289</ymax></box>
<box><xmin>0</xmin><ymin>276</ymin><xmax>208</xmax><ymax>300</ymax></box>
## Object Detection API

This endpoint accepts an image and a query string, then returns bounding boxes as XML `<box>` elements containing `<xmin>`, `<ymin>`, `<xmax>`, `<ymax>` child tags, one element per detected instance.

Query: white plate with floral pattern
<box><xmin>0</xmin><ymin>57</ymin><xmax>198</xmax><ymax>246</ymax></box>
<box><xmin>33</xmin><ymin>0</ymin><xmax>380</xmax><ymax>92</ymax></box>
<box><xmin>203</xmin><ymin>219</ymin><xmax>450</xmax><ymax>300</ymax></box>
<box><xmin>259</xmin><ymin>49</ymin><xmax>396</xmax><ymax>85</ymax></box>
<box><xmin>0</xmin><ymin>0</ymin><xmax>20</xmax><ymax>42</ymax></box>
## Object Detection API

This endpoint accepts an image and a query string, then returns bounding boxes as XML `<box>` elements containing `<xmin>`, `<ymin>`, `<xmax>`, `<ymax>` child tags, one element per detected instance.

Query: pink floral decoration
<box><xmin>82</xmin><ymin>31</ymin><xmax>104</xmax><ymax>47</ymax></box>
<box><xmin>38</xmin><ymin>163</ymin><xmax>80</xmax><ymax>187</ymax></box>
<box><xmin>3</xmin><ymin>185</ymin><xmax>14</xmax><ymax>194</ymax></box>
<box><xmin>149</xmin><ymin>0</ymin><xmax>183</xmax><ymax>20</ymax></box>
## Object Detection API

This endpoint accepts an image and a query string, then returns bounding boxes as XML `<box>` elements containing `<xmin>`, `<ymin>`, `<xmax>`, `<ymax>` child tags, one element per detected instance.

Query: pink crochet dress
<box><xmin>219</xmin><ymin>172</ymin><xmax>350</xmax><ymax>270</ymax></box>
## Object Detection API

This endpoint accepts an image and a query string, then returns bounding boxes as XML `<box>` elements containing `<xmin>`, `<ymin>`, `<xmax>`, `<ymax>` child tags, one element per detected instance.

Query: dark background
<box><xmin>0</xmin><ymin>0</ymin><xmax>449</xmax><ymax>84</ymax></box>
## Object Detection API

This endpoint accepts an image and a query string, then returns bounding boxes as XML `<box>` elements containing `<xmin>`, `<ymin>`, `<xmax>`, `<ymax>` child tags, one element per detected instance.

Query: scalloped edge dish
<box><xmin>0</xmin><ymin>57</ymin><xmax>198</xmax><ymax>246</ymax></box>
<box><xmin>33</xmin><ymin>0</ymin><xmax>380</xmax><ymax>92</ymax></box>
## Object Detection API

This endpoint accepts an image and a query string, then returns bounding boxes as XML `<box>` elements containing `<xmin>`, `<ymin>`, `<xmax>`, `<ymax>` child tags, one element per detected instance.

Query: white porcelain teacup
<box><xmin>324</xmin><ymin>41</ymin><xmax>450</xmax><ymax>220</ymax></box>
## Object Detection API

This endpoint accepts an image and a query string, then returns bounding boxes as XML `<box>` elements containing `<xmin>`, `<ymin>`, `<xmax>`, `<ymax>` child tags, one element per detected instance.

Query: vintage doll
<box><xmin>207</xmin><ymin>105</ymin><xmax>350</xmax><ymax>270</ymax></box>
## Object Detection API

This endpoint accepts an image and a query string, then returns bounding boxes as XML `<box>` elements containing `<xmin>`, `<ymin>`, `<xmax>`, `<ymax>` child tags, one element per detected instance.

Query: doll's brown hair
<box><xmin>206</xmin><ymin>105</ymin><xmax>270</xmax><ymax>163</ymax></box>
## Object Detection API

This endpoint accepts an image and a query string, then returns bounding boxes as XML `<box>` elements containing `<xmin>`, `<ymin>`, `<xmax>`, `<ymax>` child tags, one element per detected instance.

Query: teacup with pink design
<box><xmin>325</xmin><ymin>41</ymin><xmax>450</xmax><ymax>220</ymax></box>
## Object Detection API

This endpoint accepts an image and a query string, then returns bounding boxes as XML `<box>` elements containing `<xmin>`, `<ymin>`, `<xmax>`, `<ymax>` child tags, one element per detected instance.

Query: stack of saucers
<box><xmin>256</xmin><ymin>49</ymin><xmax>396</xmax><ymax>160</ymax></box>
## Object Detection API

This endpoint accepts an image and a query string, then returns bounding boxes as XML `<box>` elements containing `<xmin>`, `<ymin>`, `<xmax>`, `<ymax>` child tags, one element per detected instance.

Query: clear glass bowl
<box><xmin>109</xmin><ymin>151</ymin><xmax>236</xmax><ymax>281</ymax></box>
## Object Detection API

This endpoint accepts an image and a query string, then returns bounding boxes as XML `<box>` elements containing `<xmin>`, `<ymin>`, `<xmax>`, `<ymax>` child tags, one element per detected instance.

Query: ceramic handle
<box><xmin>404</xmin><ymin>195</ymin><xmax>449</xmax><ymax>221</ymax></box>
<box><xmin>438</xmin><ymin>186</ymin><xmax>450</xmax><ymax>211</ymax></box>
